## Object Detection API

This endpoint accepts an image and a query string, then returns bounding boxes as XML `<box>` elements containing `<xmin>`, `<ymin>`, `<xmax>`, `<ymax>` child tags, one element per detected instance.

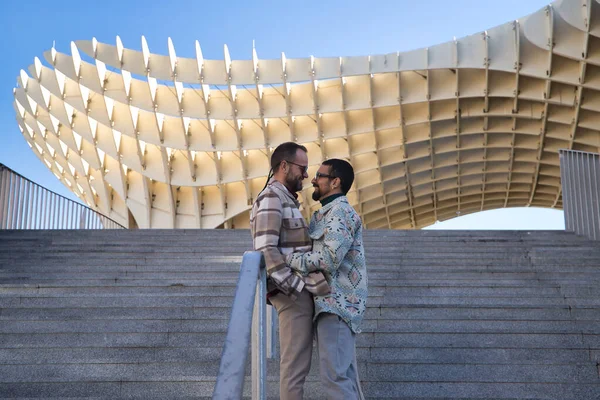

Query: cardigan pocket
<box><xmin>280</xmin><ymin>218</ymin><xmax>310</xmax><ymax>247</ymax></box>
<box><xmin>309</xmin><ymin>207</ymin><xmax>333</xmax><ymax>240</ymax></box>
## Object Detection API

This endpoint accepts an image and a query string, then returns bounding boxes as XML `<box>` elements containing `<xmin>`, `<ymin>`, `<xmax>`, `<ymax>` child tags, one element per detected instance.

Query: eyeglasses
<box><xmin>315</xmin><ymin>171</ymin><xmax>335</xmax><ymax>180</ymax></box>
<box><xmin>284</xmin><ymin>160</ymin><xmax>308</xmax><ymax>174</ymax></box>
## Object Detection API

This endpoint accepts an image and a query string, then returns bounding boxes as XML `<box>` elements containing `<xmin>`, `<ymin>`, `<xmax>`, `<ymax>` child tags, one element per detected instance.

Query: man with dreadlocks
<box><xmin>250</xmin><ymin>142</ymin><xmax>329</xmax><ymax>400</ymax></box>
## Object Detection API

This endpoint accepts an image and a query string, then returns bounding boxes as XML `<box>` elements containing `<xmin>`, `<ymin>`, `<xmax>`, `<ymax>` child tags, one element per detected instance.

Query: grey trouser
<box><xmin>269</xmin><ymin>289</ymin><xmax>314</xmax><ymax>400</ymax></box>
<box><xmin>316</xmin><ymin>312</ymin><xmax>364</xmax><ymax>400</ymax></box>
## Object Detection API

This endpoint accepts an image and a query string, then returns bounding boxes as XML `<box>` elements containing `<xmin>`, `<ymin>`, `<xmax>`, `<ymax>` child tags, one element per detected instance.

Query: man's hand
<box><xmin>302</xmin><ymin>271</ymin><xmax>331</xmax><ymax>296</ymax></box>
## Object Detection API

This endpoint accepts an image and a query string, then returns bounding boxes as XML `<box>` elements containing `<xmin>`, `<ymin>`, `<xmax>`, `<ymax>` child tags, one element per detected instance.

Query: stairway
<box><xmin>1</xmin><ymin>229</ymin><xmax>599</xmax><ymax>399</ymax></box>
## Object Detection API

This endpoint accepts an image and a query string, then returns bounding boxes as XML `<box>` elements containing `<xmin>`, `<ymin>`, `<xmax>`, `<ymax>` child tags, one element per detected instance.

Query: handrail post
<box><xmin>559</xmin><ymin>149</ymin><xmax>600</xmax><ymax>241</ymax></box>
<box><xmin>0</xmin><ymin>167</ymin><xmax>8</xmax><ymax>228</ymax></box>
<box><xmin>213</xmin><ymin>251</ymin><xmax>265</xmax><ymax>400</ymax></box>
<box><xmin>266</xmin><ymin>305</ymin><xmax>278</xmax><ymax>359</ymax></box>
<box><xmin>0</xmin><ymin>163</ymin><xmax>125</xmax><ymax>230</ymax></box>
<box><xmin>251</xmin><ymin>266</ymin><xmax>267</xmax><ymax>400</ymax></box>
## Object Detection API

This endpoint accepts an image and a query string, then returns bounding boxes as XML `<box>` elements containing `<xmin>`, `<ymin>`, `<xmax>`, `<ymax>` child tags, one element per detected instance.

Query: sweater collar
<box><xmin>319</xmin><ymin>193</ymin><xmax>344</xmax><ymax>207</ymax></box>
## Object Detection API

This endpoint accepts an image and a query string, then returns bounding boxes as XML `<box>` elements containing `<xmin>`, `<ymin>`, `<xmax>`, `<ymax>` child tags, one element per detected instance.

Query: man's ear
<box><xmin>333</xmin><ymin>177</ymin><xmax>341</xmax><ymax>189</ymax></box>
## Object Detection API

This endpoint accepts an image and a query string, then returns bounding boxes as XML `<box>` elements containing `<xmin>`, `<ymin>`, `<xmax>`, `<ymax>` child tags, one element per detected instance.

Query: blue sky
<box><xmin>0</xmin><ymin>0</ymin><xmax>564</xmax><ymax>229</ymax></box>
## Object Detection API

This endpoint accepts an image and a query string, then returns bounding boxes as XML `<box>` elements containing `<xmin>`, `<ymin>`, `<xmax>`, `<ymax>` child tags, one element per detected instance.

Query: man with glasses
<box><xmin>250</xmin><ymin>142</ymin><xmax>329</xmax><ymax>400</ymax></box>
<box><xmin>286</xmin><ymin>159</ymin><xmax>368</xmax><ymax>400</ymax></box>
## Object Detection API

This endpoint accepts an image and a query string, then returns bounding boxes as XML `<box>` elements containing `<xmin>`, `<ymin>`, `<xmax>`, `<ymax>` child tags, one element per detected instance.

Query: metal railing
<box><xmin>213</xmin><ymin>251</ymin><xmax>278</xmax><ymax>400</ymax></box>
<box><xmin>559</xmin><ymin>149</ymin><xmax>600</xmax><ymax>241</ymax></box>
<box><xmin>0</xmin><ymin>163</ymin><xmax>125</xmax><ymax>230</ymax></box>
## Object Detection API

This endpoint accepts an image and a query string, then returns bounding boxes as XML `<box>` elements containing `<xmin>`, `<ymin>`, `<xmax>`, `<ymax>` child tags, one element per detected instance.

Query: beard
<box><xmin>311</xmin><ymin>185</ymin><xmax>321</xmax><ymax>201</ymax></box>
<box><xmin>285</xmin><ymin>172</ymin><xmax>303</xmax><ymax>193</ymax></box>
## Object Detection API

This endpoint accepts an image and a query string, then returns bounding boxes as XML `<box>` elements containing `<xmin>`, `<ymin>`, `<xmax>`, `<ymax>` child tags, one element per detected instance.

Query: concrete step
<box><xmin>0</xmin><ymin>230</ymin><xmax>592</xmax><ymax>243</ymax></box>
<box><xmin>0</xmin><ymin>306</ymin><xmax>232</xmax><ymax>321</ymax></box>
<box><xmin>0</xmin><ymin>283</ymin><xmax>578</xmax><ymax>297</ymax></box>
<box><xmin>0</xmin><ymin>272</ymin><xmax>241</xmax><ymax>280</ymax></box>
<box><xmin>360</xmin><ymin>382</ymin><xmax>600</xmax><ymax>400</ymax></box>
<box><xmin>0</xmin><ymin>295</ymin><xmax>235</xmax><ymax>308</ymax></box>
<box><xmin>1</xmin><ymin>361</ymin><xmax>597</xmax><ymax>385</ymax></box>
<box><xmin>0</xmin><ymin>279</ymin><xmax>579</xmax><ymax>288</ymax></box>
<box><xmin>0</xmin><ymin>303</ymin><xmax>587</xmax><ymax>322</ymax></box>
<box><xmin>3</xmin><ymin>272</ymin><xmax>599</xmax><ymax>285</ymax></box>
<box><xmin>3</xmin><ymin>381</ymin><xmax>598</xmax><ymax>400</ymax></box>
<box><xmin>358</xmin><ymin>332</ymin><xmax>589</xmax><ymax>349</ymax></box>
<box><xmin>0</xmin><ymin>285</ymin><xmax>239</xmax><ymax>297</ymax></box>
<box><xmin>0</xmin><ymin>346</ymin><xmax>589</xmax><ymax>366</ymax></box>
<box><xmin>6</xmin><ymin>249</ymin><xmax>596</xmax><ymax>259</ymax></box>
<box><xmin>365</xmin><ymin>363</ymin><xmax>599</xmax><ymax>383</ymax></box>
<box><xmin>0</xmin><ymin>332</ymin><xmax>225</xmax><ymax>348</ymax></box>
<box><xmin>2</xmin><ymin>318</ymin><xmax>598</xmax><ymax>335</ymax></box>
<box><xmin>0</xmin><ymin>236</ymin><xmax>593</xmax><ymax>245</ymax></box>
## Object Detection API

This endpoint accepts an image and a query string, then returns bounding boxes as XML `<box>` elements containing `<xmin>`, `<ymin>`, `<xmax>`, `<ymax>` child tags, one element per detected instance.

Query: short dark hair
<box><xmin>271</xmin><ymin>142</ymin><xmax>308</xmax><ymax>172</ymax></box>
<box><xmin>322</xmin><ymin>159</ymin><xmax>354</xmax><ymax>194</ymax></box>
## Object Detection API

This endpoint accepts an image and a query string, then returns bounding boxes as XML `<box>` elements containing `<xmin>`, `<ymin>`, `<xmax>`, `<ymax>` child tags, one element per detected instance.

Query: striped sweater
<box><xmin>250</xmin><ymin>180</ymin><xmax>328</xmax><ymax>300</ymax></box>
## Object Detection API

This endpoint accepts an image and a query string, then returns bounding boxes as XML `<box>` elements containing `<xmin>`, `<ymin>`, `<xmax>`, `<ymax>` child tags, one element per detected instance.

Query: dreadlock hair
<box><xmin>258</xmin><ymin>142</ymin><xmax>308</xmax><ymax>195</ymax></box>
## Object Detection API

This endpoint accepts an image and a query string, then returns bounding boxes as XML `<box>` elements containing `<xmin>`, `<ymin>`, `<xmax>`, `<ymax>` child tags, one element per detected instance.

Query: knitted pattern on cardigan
<box><xmin>286</xmin><ymin>196</ymin><xmax>368</xmax><ymax>333</ymax></box>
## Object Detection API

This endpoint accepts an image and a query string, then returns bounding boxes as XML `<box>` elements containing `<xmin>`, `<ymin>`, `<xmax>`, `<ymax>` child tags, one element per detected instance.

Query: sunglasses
<box><xmin>314</xmin><ymin>171</ymin><xmax>335</xmax><ymax>180</ymax></box>
<box><xmin>285</xmin><ymin>160</ymin><xmax>309</xmax><ymax>174</ymax></box>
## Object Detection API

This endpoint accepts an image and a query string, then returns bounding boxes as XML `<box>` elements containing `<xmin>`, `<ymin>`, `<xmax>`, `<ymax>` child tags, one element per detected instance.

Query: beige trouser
<box><xmin>269</xmin><ymin>289</ymin><xmax>314</xmax><ymax>400</ymax></box>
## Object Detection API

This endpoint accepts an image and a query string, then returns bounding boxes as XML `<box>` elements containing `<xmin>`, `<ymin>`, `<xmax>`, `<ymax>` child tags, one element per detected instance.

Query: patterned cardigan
<box><xmin>286</xmin><ymin>196</ymin><xmax>368</xmax><ymax>333</ymax></box>
<box><xmin>250</xmin><ymin>180</ymin><xmax>328</xmax><ymax>300</ymax></box>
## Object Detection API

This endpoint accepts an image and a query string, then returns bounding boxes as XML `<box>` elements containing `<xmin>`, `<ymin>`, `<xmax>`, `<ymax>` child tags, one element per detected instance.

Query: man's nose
<box><xmin>311</xmin><ymin>177</ymin><xmax>316</xmax><ymax>185</ymax></box>
<box><xmin>303</xmin><ymin>170</ymin><xmax>309</xmax><ymax>179</ymax></box>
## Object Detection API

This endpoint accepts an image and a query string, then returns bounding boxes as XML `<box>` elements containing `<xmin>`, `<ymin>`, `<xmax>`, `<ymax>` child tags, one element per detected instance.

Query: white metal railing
<box><xmin>212</xmin><ymin>251</ymin><xmax>278</xmax><ymax>400</ymax></box>
<box><xmin>559</xmin><ymin>149</ymin><xmax>600</xmax><ymax>241</ymax></box>
<box><xmin>0</xmin><ymin>163</ymin><xmax>125</xmax><ymax>230</ymax></box>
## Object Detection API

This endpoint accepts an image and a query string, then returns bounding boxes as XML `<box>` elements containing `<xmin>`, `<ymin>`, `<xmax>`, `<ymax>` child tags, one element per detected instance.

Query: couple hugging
<box><xmin>251</xmin><ymin>142</ymin><xmax>368</xmax><ymax>400</ymax></box>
